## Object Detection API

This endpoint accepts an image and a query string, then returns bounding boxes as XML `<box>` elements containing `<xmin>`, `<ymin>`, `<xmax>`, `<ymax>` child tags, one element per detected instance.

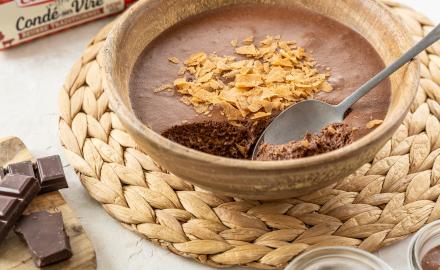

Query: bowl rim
<box><xmin>102</xmin><ymin>0</ymin><xmax>420</xmax><ymax>171</ymax></box>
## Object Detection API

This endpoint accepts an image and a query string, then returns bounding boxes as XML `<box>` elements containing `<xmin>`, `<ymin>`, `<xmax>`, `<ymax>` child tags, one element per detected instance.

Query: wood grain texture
<box><xmin>0</xmin><ymin>137</ymin><xmax>96</xmax><ymax>270</ymax></box>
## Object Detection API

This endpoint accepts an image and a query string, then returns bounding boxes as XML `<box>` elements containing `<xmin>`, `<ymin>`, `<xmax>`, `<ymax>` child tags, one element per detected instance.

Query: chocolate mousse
<box><xmin>256</xmin><ymin>123</ymin><xmax>354</xmax><ymax>161</ymax></box>
<box><xmin>421</xmin><ymin>246</ymin><xmax>440</xmax><ymax>270</ymax></box>
<box><xmin>129</xmin><ymin>3</ymin><xmax>391</xmax><ymax>160</ymax></box>
<box><xmin>163</xmin><ymin>118</ymin><xmax>271</xmax><ymax>159</ymax></box>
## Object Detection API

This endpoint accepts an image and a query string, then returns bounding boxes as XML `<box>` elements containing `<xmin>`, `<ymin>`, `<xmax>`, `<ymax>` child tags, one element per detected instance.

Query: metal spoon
<box><xmin>252</xmin><ymin>23</ymin><xmax>440</xmax><ymax>160</ymax></box>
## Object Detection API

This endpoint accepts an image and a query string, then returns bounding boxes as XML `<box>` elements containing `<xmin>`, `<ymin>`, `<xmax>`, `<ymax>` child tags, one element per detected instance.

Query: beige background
<box><xmin>0</xmin><ymin>0</ymin><xmax>438</xmax><ymax>269</ymax></box>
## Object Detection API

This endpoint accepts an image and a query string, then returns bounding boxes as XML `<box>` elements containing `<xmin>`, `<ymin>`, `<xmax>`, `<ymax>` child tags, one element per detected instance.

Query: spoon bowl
<box><xmin>252</xmin><ymin>100</ymin><xmax>344</xmax><ymax>158</ymax></box>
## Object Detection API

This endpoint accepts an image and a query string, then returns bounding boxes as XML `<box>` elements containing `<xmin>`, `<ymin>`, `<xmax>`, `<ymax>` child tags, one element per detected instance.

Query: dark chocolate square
<box><xmin>0</xmin><ymin>174</ymin><xmax>38</xmax><ymax>198</ymax></box>
<box><xmin>36</xmin><ymin>155</ymin><xmax>67</xmax><ymax>189</ymax></box>
<box><xmin>0</xmin><ymin>195</ymin><xmax>19</xmax><ymax>221</ymax></box>
<box><xmin>7</xmin><ymin>161</ymin><xmax>35</xmax><ymax>178</ymax></box>
<box><xmin>14</xmin><ymin>211</ymin><xmax>72</xmax><ymax>267</ymax></box>
<box><xmin>40</xmin><ymin>183</ymin><xmax>68</xmax><ymax>194</ymax></box>
<box><xmin>0</xmin><ymin>175</ymin><xmax>40</xmax><ymax>245</ymax></box>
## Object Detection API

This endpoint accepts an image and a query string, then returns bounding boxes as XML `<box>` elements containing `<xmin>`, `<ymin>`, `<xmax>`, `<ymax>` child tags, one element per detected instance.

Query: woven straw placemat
<box><xmin>58</xmin><ymin>1</ymin><xmax>440</xmax><ymax>268</ymax></box>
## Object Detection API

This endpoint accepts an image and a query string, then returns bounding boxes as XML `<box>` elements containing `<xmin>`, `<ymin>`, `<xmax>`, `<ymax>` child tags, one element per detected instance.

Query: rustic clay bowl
<box><xmin>102</xmin><ymin>0</ymin><xmax>419</xmax><ymax>200</ymax></box>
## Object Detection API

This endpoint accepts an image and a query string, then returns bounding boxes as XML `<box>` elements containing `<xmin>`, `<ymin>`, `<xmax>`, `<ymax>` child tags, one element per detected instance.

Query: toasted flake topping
<box><xmin>154</xmin><ymin>84</ymin><xmax>174</xmax><ymax>93</ymax></box>
<box><xmin>159</xmin><ymin>35</ymin><xmax>332</xmax><ymax>121</ymax></box>
<box><xmin>366</xmin><ymin>119</ymin><xmax>384</xmax><ymax>129</ymax></box>
<box><xmin>235</xmin><ymin>44</ymin><xmax>260</xmax><ymax>56</ymax></box>
<box><xmin>235</xmin><ymin>74</ymin><xmax>263</xmax><ymax>88</ymax></box>
<box><xmin>168</xmin><ymin>56</ymin><xmax>180</xmax><ymax>64</ymax></box>
<box><xmin>242</xmin><ymin>36</ymin><xmax>254</xmax><ymax>45</ymax></box>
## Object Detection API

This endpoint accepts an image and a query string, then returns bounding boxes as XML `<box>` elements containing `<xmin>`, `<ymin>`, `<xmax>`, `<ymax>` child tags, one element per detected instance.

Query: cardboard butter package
<box><xmin>0</xmin><ymin>0</ymin><xmax>133</xmax><ymax>50</ymax></box>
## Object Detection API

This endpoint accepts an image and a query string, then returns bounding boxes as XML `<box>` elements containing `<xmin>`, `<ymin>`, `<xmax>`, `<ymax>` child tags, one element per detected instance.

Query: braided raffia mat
<box><xmin>58</xmin><ymin>1</ymin><xmax>440</xmax><ymax>269</ymax></box>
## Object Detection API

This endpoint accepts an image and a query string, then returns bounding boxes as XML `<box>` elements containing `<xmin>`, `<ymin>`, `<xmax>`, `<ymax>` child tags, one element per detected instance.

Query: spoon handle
<box><xmin>336</xmin><ymin>23</ymin><xmax>440</xmax><ymax>114</ymax></box>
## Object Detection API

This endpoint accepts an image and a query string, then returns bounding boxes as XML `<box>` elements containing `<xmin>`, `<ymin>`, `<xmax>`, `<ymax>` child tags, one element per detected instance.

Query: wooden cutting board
<box><xmin>0</xmin><ymin>137</ymin><xmax>96</xmax><ymax>270</ymax></box>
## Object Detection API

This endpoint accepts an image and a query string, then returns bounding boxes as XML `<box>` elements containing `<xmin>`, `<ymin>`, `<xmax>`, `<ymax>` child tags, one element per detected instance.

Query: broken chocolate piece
<box><xmin>0</xmin><ymin>195</ymin><xmax>20</xmax><ymax>240</ymax></box>
<box><xmin>0</xmin><ymin>168</ymin><xmax>4</xmax><ymax>180</ymax></box>
<box><xmin>0</xmin><ymin>196</ymin><xmax>20</xmax><ymax>219</ymax></box>
<box><xmin>7</xmin><ymin>160</ymin><xmax>35</xmax><ymax>178</ymax></box>
<box><xmin>14</xmin><ymin>211</ymin><xmax>72</xmax><ymax>267</ymax></box>
<box><xmin>0</xmin><ymin>174</ymin><xmax>40</xmax><ymax>244</ymax></box>
<box><xmin>35</xmin><ymin>155</ymin><xmax>68</xmax><ymax>193</ymax></box>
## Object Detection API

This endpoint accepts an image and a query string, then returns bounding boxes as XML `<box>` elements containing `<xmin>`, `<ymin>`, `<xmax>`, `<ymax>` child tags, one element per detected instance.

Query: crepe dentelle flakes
<box><xmin>168</xmin><ymin>56</ymin><xmax>180</xmax><ymax>64</ymax></box>
<box><xmin>161</xmin><ymin>35</ymin><xmax>333</xmax><ymax>121</ymax></box>
<box><xmin>366</xmin><ymin>119</ymin><xmax>384</xmax><ymax>129</ymax></box>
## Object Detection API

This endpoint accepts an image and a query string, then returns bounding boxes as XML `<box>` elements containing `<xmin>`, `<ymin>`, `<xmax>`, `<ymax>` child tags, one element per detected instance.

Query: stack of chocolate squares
<box><xmin>3</xmin><ymin>155</ymin><xmax>68</xmax><ymax>193</ymax></box>
<box><xmin>0</xmin><ymin>155</ymin><xmax>72</xmax><ymax>267</ymax></box>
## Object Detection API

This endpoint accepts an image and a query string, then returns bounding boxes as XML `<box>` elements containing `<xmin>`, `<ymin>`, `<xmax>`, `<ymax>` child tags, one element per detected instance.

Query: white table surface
<box><xmin>0</xmin><ymin>1</ymin><xmax>438</xmax><ymax>269</ymax></box>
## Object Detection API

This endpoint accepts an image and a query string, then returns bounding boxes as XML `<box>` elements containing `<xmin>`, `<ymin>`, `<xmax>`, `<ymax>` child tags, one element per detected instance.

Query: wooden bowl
<box><xmin>102</xmin><ymin>0</ymin><xmax>419</xmax><ymax>200</ymax></box>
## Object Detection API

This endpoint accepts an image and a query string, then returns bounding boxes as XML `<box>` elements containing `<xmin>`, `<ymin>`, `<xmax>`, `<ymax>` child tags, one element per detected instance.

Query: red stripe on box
<box><xmin>18</xmin><ymin>0</ymin><xmax>55</xmax><ymax>7</ymax></box>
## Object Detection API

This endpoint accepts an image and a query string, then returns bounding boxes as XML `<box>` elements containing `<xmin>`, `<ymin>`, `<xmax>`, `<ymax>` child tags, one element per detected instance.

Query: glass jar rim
<box><xmin>286</xmin><ymin>246</ymin><xmax>392</xmax><ymax>270</ymax></box>
<box><xmin>408</xmin><ymin>219</ymin><xmax>440</xmax><ymax>270</ymax></box>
